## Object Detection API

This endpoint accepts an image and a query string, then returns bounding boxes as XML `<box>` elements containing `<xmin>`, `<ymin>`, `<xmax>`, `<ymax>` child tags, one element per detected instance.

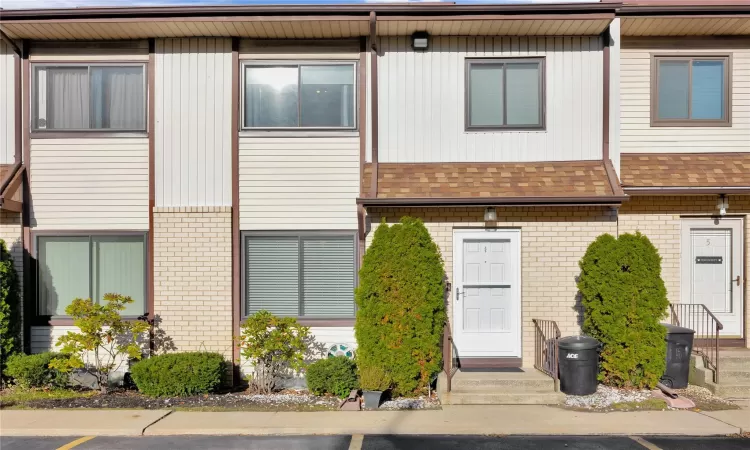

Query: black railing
<box><xmin>533</xmin><ymin>319</ymin><xmax>561</xmax><ymax>388</ymax></box>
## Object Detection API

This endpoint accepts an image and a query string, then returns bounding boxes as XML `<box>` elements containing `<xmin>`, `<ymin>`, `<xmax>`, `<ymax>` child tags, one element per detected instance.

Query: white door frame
<box><xmin>452</xmin><ymin>228</ymin><xmax>522</xmax><ymax>358</ymax></box>
<box><xmin>680</xmin><ymin>217</ymin><xmax>744</xmax><ymax>337</ymax></box>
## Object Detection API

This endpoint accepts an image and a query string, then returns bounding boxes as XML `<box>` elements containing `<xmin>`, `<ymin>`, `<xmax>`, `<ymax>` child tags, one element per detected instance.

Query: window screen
<box><xmin>37</xmin><ymin>234</ymin><xmax>146</xmax><ymax>317</ymax></box>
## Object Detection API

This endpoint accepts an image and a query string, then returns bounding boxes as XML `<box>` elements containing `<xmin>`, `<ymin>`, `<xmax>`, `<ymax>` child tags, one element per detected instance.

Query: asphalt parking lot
<box><xmin>2</xmin><ymin>435</ymin><xmax>750</xmax><ymax>450</ymax></box>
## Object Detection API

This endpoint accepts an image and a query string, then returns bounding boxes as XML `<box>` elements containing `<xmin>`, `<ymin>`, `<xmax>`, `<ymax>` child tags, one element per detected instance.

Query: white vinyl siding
<box><xmin>609</xmin><ymin>19</ymin><xmax>621</xmax><ymax>175</ymax></box>
<box><xmin>620</xmin><ymin>38</ymin><xmax>750</xmax><ymax>153</ymax></box>
<box><xmin>155</xmin><ymin>38</ymin><xmax>232</xmax><ymax>207</ymax></box>
<box><xmin>238</xmin><ymin>136</ymin><xmax>359</xmax><ymax>230</ymax></box>
<box><xmin>29</xmin><ymin>138</ymin><xmax>149</xmax><ymax>230</ymax></box>
<box><xmin>372</xmin><ymin>36</ymin><xmax>603</xmax><ymax>163</ymax></box>
<box><xmin>0</xmin><ymin>40</ymin><xmax>15</xmax><ymax>164</ymax></box>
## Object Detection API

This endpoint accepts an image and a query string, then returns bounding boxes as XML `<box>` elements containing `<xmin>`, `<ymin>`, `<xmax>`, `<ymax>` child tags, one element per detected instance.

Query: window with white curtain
<box><xmin>244</xmin><ymin>233</ymin><xmax>356</xmax><ymax>318</ymax></box>
<box><xmin>243</xmin><ymin>62</ymin><xmax>356</xmax><ymax>129</ymax></box>
<box><xmin>37</xmin><ymin>234</ymin><xmax>146</xmax><ymax>317</ymax></box>
<box><xmin>653</xmin><ymin>56</ymin><xmax>730</xmax><ymax>126</ymax></box>
<box><xmin>32</xmin><ymin>64</ymin><xmax>146</xmax><ymax>131</ymax></box>
<box><xmin>466</xmin><ymin>58</ymin><xmax>544</xmax><ymax>130</ymax></box>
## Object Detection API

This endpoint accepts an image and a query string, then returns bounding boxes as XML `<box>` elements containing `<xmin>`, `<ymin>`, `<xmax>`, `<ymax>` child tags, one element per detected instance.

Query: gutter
<box><xmin>357</xmin><ymin>195</ymin><xmax>628</xmax><ymax>207</ymax></box>
<box><xmin>0</xmin><ymin>3</ymin><xmax>621</xmax><ymax>21</ymax></box>
<box><xmin>623</xmin><ymin>187</ymin><xmax>750</xmax><ymax>195</ymax></box>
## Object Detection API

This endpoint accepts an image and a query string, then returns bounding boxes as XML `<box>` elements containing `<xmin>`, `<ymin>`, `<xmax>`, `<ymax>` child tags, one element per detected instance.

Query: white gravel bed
<box><xmin>564</xmin><ymin>385</ymin><xmax>652</xmax><ymax>409</ymax></box>
<box><xmin>379</xmin><ymin>394</ymin><xmax>441</xmax><ymax>410</ymax></box>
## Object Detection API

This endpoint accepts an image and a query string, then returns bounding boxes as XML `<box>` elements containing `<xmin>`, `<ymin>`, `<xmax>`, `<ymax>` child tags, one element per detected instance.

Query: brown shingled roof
<box><xmin>621</xmin><ymin>153</ymin><xmax>750</xmax><ymax>188</ymax></box>
<box><xmin>361</xmin><ymin>162</ymin><xmax>621</xmax><ymax>205</ymax></box>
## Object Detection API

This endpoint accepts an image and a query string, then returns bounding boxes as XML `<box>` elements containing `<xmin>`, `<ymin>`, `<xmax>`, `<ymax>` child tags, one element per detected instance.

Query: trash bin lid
<box><xmin>558</xmin><ymin>335</ymin><xmax>600</xmax><ymax>351</ymax></box>
<box><xmin>662</xmin><ymin>323</ymin><xmax>696</xmax><ymax>334</ymax></box>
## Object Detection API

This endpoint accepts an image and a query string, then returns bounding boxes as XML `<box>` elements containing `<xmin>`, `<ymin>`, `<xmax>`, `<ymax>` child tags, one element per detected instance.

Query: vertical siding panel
<box><xmin>154</xmin><ymin>38</ymin><xmax>232</xmax><ymax>207</ymax></box>
<box><xmin>0</xmin><ymin>41</ymin><xmax>15</xmax><ymax>164</ymax></box>
<box><xmin>378</xmin><ymin>35</ymin><xmax>603</xmax><ymax>163</ymax></box>
<box><xmin>609</xmin><ymin>19</ymin><xmax>621</xmax><ymax>174</ymax></box>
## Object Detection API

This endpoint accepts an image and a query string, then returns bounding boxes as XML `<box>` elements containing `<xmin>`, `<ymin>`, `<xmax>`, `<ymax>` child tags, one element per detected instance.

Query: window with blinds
<box><xmin>244</xmin><ymin>233</ymin><xmax>356</xmax><ymax>318</ymax></box>
<box><xmin>37</xmin><ymin>234</ymin><xmax>146</xmax><ymax>317</ymax></box>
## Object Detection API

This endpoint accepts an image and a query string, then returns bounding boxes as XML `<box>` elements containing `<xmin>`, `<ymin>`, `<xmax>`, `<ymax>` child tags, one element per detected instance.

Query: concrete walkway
<box><xmin>1</xmin><ymin>406</ymin><xmax>748</xmax><ymax>437</ymax></box>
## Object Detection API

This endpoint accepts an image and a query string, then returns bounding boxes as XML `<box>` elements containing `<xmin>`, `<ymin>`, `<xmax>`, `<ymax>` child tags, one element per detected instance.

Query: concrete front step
<box><xmin>712</xmin><ymin>383</ymin><xmax>750</xmax><ymax>399</ymax></box>
<box><xmin>690</xmin><ymin>351</ymin><xmax>750</xmax><ymax>399</ymax></box>
<box><xmin>442</xmin><ymin>391</ymin><xmax>566</xmax><ymax>405</ymax></box>
<box><xmin>719</xmin><ymin>355</ymin><xmax>750</xmax><ymax>371</ymax></box>
<box><xmin>721</xmin><ymin>370</ymin><xmax>750</xmax><ymax>383</ymax></box>
<box><xmin>437</xmin><ymin>369</ymin><xmax>563</xmax><ymax>405</ymax></box>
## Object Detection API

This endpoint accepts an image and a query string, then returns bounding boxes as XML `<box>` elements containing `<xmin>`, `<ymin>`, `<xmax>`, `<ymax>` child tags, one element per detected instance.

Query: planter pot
<box><xmin>362</xmin><ymin>390</ymin><xmax>383</xmax><ymax>410</ymax></box>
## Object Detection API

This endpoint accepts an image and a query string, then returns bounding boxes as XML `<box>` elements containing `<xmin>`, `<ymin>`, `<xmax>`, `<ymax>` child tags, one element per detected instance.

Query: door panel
<box><xmin>681</xmin><ymin>219</ymin><xmax>744</xmax><ymax>337</ymax></box>
<box><xmin>453</xmin><ymin>230</ymin><xmax>520</xmax><ymax>358</ymax></box>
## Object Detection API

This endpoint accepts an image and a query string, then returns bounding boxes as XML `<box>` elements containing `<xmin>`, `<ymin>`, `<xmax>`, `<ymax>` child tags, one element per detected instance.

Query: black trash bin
<box><xmin>558</xmin><ymin>335</ymin><xmax>600</xmax><ymax>396</ymax></box>
<box><xmin>660</xmin><ymin>323</ymin><xmax>695</xmax><ymax>389</ymax></box>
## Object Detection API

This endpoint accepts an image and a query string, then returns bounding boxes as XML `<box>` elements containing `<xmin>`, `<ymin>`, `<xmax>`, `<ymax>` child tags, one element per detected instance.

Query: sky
<box><xmin>0</xmin><ymin>0</ymin><xmax>600</xmax><ymax>10</ymax></box>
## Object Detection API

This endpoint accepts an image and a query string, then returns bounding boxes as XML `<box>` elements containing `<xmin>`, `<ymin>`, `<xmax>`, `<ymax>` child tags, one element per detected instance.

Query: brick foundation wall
<box><xmin>0</xmin><ymin>210</ymin><xmax>23</xmax><ymax>347</ymax></box>
<box><xmin>365</xmin><ymin>206</ymin><xmax>618</xmax><ymax>367</ymax></box>
<box><xmin>153</xmin><ymin>207</ymin><xmax>234</xmax><ymax>363</ymax></box>
<box><xmin>619</xmin><ymin>195</ymin><xmax>750</xmax><ymax>348</ymax></box>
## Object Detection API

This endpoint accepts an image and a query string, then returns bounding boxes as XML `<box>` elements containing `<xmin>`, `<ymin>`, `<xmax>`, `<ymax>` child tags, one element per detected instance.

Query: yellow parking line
<box><xmin>629</xmin><ymin>436</ymin><xmax>662</xmax><ymax>450</ymax></box>
<box><xmin>348</xmin><ymin>434</ymin><xmax>364</xmax><ymax>450</ymax></box>
<box><xmin>56</xmin><ymin>436</ymin><xmax>96</xmax><ymax>450</ymax></box>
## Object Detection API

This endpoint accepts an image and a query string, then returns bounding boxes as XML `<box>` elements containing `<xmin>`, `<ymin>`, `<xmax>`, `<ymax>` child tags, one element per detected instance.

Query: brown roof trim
<box><xmin>624</xmin><ymin>187</ymin><xmax>750</xmax><ymax>196</ymax></box>
<box><xmin>357</xmin><ymin>195</ymin><xmax>628</xmax><ymax>207</ymax></box>
<box><xmin>604</xmin><ymin>159</ymin><xmax>626</xmax><ymax>198</ymax></box>
<box><xmin>0</xmin><ymin>28</ymin><xmax>21</xmax><ymax>55</ymax></box>
<box><xmin>0</xmin><ymin>3</ymin><xmax>621</xmax><ymax>21</ymax></box>
<box><xmin>0</xmin><ymin>162</ymin><xmax>24</xmax><ymax>212</ymax></box>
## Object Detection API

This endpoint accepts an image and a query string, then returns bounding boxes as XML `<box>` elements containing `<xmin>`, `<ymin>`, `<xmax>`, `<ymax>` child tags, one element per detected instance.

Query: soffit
<box><xmin>621</xmin><ymin>16</ymin><xmax>750</xmax><ymax>36</ymax></box>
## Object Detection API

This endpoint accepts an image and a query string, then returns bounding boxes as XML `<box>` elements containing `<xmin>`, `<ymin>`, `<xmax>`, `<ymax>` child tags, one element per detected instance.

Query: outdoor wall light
<box><xmin>484</xmin><ymin>207</ymin><xmax>497</xmax><ymax>222</ymax></box>
<box><xmin>411</xmin><ymin>31</ymin><xmax>430</xmax><ymax>51</ymax></box>
<box><xmin>717</xmin><ymin>194</ymin><xmax>728</xmax><ymax>216</ymax></box>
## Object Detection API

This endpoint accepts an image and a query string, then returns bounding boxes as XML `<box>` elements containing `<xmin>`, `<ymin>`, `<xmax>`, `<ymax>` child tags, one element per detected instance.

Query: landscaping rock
<box><xmin>379</xmin><ymin>395</ymin><xmax>440</xmax><ymax>410</ymax></box>
<box><xmin>564</xmin><ymin>385</ymin><xmax>652</xmax><ymax>409</ymax></box>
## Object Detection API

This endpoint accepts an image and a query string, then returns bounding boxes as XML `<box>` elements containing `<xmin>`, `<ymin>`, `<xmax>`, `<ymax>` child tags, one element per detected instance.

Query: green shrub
<box><xmin>130</xmin><ymin>352</ymin><xmax>226</xmax><ymax>397</ymax></box>
<box><xmin>0</xmin><ymin>239</ymin><xmax>21</xmax><ymax>375</ymax></box>
<box><xmin>305</xmin><ymin>356</ymin><xmax>358</xmax><ymax>398</ymax></box>
<box><xmin>359</xmin><ymin>365</ymin><xmax>392</xmax><ymax>392</ymax></box>
<box><xmin>5</xmin><ymin>352</ymin><xmax>69</xmax><ymax>389</ymax></box>
<box><xmin>238</xmin><ymin>310</ymin><xmax>311</xmax><ymax>394</ymax></box>
<box><xmin>578</xmin><ymin>232</ymin><xmax>669</xmax><ymax>389</ymax></box>
<box><xmin>355</xmin><ymin>217</ymin><xmax>446</xmax><ymax>396</ymax></box>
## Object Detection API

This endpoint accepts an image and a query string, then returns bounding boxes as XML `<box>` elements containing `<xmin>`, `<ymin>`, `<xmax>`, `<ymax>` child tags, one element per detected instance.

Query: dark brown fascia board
<box><xmin>0</xmin><ymin>164</ymin><xmax>25</xmax><ymax>213</ymax></box>
<box><xmin>0</xmin><ymin>161</ymin><xmax>24</xmax><ymax>198</ymax></box>
<box><xmin>0</xmin><ymin>3</ymin><xmax>621</xmax><ymax>21</ymax></box>
<box><xmin>357</xmin><ymin>196</ymin><xmax>628</xmax><ymax>207</ymax></box>
<box><xmin>623</xmin><ymin>187</ymin><xmax>750</xmax><ymax>195</ymax></box>
<box><xmin>604</xmin><ymin>159</ymin><xmax>626</xmax><ymax>198</ymax></box>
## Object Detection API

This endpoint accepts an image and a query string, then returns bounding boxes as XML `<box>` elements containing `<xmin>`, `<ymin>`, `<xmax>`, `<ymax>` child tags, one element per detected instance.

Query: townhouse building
<box><xmin>0</xmin><ymin>0</ymin><xmax>747</xmax><ymax>402</ymax></box>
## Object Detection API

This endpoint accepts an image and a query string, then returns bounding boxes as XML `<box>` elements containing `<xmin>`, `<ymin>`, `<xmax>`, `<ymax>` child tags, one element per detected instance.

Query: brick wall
<box><xmin>365</xmin><ymin>206</ymin><xmax>618</xmax><ymax>367</ymax></box>
<box><xmin>153</xmin><ymin>207</ymin><xmax>234</xmax><ymax>362</ymax></box>
<box><xmin>619</xmin><ymin>195</ymin><xmax>750</xmax><ymax>347</ymax></box>
<box><xmin>0</xmin><ymin>210</ymin><xmax>23</xmax><ymax>347</ymax></box>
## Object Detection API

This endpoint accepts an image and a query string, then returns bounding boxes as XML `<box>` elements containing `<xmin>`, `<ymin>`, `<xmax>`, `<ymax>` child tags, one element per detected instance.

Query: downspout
<box><xmin>369</xmin><ymin>11</ymin><xmax>379</xmax><ymax>199</ymax></box>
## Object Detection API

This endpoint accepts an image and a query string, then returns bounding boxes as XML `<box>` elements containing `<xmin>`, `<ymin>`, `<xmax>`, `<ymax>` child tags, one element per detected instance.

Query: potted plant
<box><xmin>359</xmin><ymin>365</ymin><xmax>391</xmax><ymax>410</ymax></box>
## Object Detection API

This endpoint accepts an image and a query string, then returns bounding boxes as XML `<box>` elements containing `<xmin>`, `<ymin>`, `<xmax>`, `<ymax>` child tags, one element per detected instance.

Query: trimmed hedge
<box><xmin>130</xmin><ymin>352</ymin><xmax>226</xmax><ymax>397</ymax></box>
<box><xmin>305</xmin><ymin>356</ymin><xmax>358</xmax><ymax>398</ymax></box>
<box><xmin>5</xmin><ymin>352</ymin><xmax>69</xmax><ymax>389</ymax></box>
<box><xmin>0</xmin><ymin>239</ymin><xmax>21</xmax><ymax>375</ymax></box>
<box><xmin>355</xmin><ymin>217</ymin><xmax>446</xmax><ymax>396</ymax></box>
<box><xmin>577</xmin><ymin>232</ymin><xmax>669</xmax><ymax>389</ymax></box>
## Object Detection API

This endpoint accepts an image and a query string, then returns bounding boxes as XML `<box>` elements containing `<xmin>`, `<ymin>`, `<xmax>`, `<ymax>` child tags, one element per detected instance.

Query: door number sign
<box><xmin>696</xmin><ymin>256</ymin><xmax>723</xmax><ymax>264</ymax></box>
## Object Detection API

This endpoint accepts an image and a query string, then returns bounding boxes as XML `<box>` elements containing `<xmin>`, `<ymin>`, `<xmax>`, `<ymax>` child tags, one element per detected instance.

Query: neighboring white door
<box><xmin>681</xmin><ymin>218</ymin><xmax>744</xmax><ymax>337</ymax></box>
<box><xmin>453</xmin><ymin>229</ymin><xmax>521</xmax><ymax>358</ymax></box>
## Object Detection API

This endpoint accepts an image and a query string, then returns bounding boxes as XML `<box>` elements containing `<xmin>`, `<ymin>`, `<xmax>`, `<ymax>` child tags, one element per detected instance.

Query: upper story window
<box><xmin>242</xmin><ymin>62</ymin><xmax>357</xmax><ymax>130</ymax></box>
<box><xmin>32</xmin><ymin>64</ymin><xmax>147</xmax><ymax>132</ymax></box>
<box><xmin>653</xmin><ymin>56</ymin><xmax>730</xmax><ymax>126</ymax></box>
<box><xmin>466</xmin><ymin>58</ymin><xmax>544</xmax><ymax>130</ymax></box>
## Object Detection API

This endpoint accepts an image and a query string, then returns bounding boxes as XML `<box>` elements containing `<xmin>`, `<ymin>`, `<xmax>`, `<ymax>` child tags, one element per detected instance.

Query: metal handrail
<box><xmin>669</xmin><ymin>303</ymin><xmax>723</xmax><ymax>383</ymax></box>
<box><xmin>442</xmin><ymin>320</ymin><xmax>459</xmax><ymax>392</ymax></box>
<box><xmin>532</xmin><ymin>319</ymin><xmax>561</xmax><ymax>389</ymax></box>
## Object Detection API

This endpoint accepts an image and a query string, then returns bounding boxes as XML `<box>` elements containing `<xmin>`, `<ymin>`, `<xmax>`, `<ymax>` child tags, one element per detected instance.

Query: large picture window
<box><xmin>242</xmin><ymin>62</ymin><xmax>357</xmax><ymax>129</ymax></box>
<box><xmin>243</xmin><ymin>233</ymin><xmax>355</xmax><ymax>318</ymax></box>
<box><xmin>37</xmin><ymin>234</ymin><xmax>147</xmax><ymax>317</ymax></box>
<box><xmin>32</xmin><ymin>64</ymin><xmax>147</xmax><ymax>131</ymax></box>
<box><xmin>652</xmin><ymin>56</ymin><xmax>730</xmax><ymax>126</ymax></box>
<box><xmin>466</xmin><ymin>58</ymin><xmax>544</xmax><ymax>130</ymax></box>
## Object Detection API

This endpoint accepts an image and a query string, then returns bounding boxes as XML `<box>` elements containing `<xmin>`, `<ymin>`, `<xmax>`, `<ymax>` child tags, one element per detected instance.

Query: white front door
<box><xmin>681</xmin><ymin>218</ymin><xmax>744</xmax><ymax>337</ymax></box>
<box><xmin>453</xmin><ymin>229</ymin><xmax>521</xmax><ymax>358</ymax></box>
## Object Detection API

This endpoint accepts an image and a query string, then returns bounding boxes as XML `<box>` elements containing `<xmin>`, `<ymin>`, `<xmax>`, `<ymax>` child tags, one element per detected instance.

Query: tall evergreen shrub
<box><xmin>355</xmin><ymin>217</ymin><xmax>446</xmax><ymax>396</ymax></box>
<box><xmin>0</xmin><ymin>239</ymin><xmax>21</xmax><ymax>375</ymax></box>
<box><xmin>577</xmin><ymin>232</ymin><xmax>669</xmax><ymax>388</ymax></box>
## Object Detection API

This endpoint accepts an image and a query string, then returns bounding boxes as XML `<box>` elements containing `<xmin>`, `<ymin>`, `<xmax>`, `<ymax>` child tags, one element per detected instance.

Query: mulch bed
<box><xmin>18</xmin><ymin>389</ymin><xmax>342</xmax><ymax>411</ymax></box>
